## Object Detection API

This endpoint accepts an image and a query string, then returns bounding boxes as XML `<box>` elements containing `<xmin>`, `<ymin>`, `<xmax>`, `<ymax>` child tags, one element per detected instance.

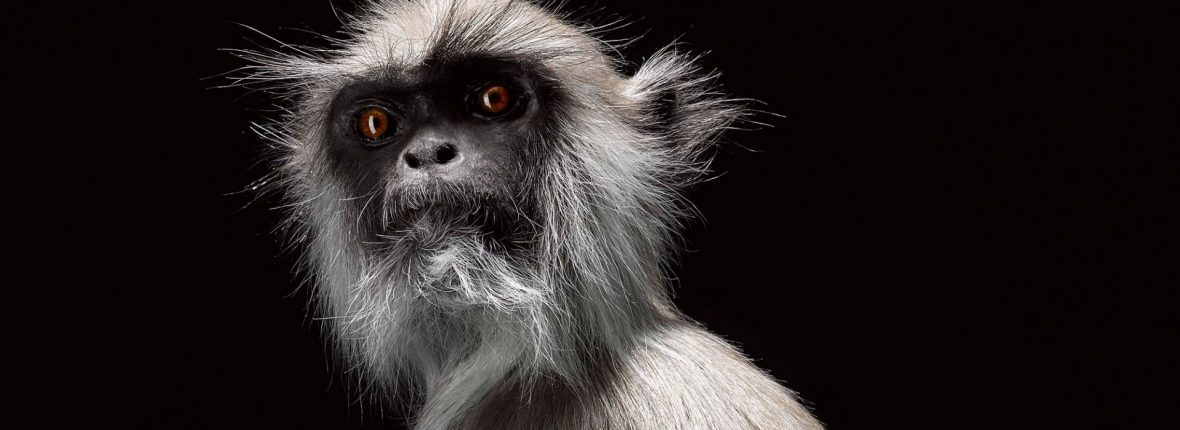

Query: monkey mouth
<box><xmin>378</xmin><ymin>186</ymin><xmax>535</xmax><ymax>248</ymax></box>
<box><xmin>401</xmin><ymin>201</ymin><xmax>515</xmax><ymax>231</ymax></box>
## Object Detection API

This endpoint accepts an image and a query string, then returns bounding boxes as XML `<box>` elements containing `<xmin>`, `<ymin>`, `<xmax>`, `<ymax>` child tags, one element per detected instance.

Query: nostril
<box><xmin>404</xmin><ymin>143</ymin><xmax>457</xmax><ymax>169</ymax></box>
<box><xmin>434</xmin><ymin>144</ymin><xmax>458</xmax><ymax>165</ymax></box>
<box><xmin>405</xmin><ymin>152</ymin><xmax>422</xmax><ymax>169</ymax></box>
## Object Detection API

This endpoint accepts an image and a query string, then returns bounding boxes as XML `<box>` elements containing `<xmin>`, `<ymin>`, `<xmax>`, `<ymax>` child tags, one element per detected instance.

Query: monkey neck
<box><xmin>413</xmin><ymin>313</ymin><xmax>761</xmax><ymax>429</ymax></box>
<box><xmin>400</xmin><ymin>271</ymin><xmax>680</xmax><ymax>423</ymax></box>
<box><xmin>406</xmin><ymin>298</ymin><xmax>676</xmax><ymax>385</ymax></box>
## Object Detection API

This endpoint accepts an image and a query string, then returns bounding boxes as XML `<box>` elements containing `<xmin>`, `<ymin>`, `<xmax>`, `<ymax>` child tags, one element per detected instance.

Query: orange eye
<box><xmin>357</xmin><ymin>107</ymin><xmax>392</xmax><ymax>140</ymax></box>
<box><xmin>477</xmin><ymin>85</ymin><xmax>512</xmax><ymax>115</ymax></box>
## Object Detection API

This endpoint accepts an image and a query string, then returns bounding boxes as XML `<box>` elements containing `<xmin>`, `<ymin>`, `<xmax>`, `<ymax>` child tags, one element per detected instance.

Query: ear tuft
<box><xmin>627</xmin><ymin>47</ymin><xmax>747</xmax><ymax>162</ymax></box>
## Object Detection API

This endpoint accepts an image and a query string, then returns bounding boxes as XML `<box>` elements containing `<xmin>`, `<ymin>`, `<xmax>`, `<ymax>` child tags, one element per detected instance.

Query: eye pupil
<box><xmin>358</xmin><ymin>107</ymin><xmax>391</xmax><ymax>140</ymax></box>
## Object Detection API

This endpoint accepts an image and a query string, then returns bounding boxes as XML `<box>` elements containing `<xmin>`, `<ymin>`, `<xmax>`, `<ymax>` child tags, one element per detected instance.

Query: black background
<box><xmin>11</xmin><ymin>1</ymin><xmax>1178</xmax><ymax>428</ymax></box>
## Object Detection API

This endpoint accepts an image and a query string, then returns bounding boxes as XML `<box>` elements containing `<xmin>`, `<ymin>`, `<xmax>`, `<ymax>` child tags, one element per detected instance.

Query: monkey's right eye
<box><xmin>357</xmin><ymin>107</ymin><xmax>394</xmax><ymax>142</ymax></box>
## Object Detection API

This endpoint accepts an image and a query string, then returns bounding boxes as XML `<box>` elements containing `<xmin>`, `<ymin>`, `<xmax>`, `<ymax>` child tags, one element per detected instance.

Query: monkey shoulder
<box><xmin>599</xmin><ymin>322</ymin><xmax>824</xmax><ymax>429</ymax></box>
<box><xmin>457</xmin><ymin>322</ymin><xmax>823</xmax><ymax>430</ymax></box>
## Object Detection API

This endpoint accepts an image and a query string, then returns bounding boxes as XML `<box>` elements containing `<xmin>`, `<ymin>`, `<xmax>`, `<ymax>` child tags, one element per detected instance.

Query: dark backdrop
<box><xmin>11</xmin><ymin>1</ymin><xmax>1177</xmax><ymax>428</ymax></box>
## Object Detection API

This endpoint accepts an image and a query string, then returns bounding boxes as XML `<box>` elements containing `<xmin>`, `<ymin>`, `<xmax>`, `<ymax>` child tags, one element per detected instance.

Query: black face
<box><xmin>320</xmin><ymin>56</ymin><xmax>554</xmax><ymax>250</ymax></box>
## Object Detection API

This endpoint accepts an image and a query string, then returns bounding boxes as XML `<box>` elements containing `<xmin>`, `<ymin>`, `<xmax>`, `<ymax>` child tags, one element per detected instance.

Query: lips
<box><xmin>380</xmin><ymin>189</ymin><xmax>528</xmax><ymax>238</ymax></box>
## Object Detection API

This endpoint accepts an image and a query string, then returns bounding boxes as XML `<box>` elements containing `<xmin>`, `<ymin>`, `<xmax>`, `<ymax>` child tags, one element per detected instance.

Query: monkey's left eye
<box><xmin>471</xmin><ymin>84</ymin><xmax>519</xmax><ymax>117</ymax></box>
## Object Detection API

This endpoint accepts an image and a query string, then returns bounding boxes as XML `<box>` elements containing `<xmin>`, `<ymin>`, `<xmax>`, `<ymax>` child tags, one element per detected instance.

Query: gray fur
<box><xmin>236</xmin><ymin>0</ymin><xmax>823</xmax><ymax>428</ymax></box>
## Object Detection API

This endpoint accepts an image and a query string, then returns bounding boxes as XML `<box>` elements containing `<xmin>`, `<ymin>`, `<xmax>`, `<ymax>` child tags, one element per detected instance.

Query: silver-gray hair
<box><xmin>236</xmin><ymin>0</ymin><xmax>822</xmax><ymax>428</ymax></box>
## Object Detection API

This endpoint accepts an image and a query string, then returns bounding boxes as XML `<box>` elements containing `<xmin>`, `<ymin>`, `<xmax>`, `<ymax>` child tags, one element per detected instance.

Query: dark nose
<box><xmin>403</xmin><ymin>140</ymin><xmax>460</xmax><ymax>170</ymax></box>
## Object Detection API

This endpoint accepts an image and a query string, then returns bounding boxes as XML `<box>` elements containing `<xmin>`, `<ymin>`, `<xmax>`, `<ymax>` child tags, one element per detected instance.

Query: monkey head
<box><xmin>244</xmin><ymin>0</ymin><xmax>743</xmax><ymax>389</ymax></box>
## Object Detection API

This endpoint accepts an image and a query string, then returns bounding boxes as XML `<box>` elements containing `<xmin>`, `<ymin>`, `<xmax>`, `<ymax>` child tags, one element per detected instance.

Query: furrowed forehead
<box><xmin>328</xmin><ymin>54</ymin><xmax>545</xmax><ymax>102</ymax></box>
<box><xmin>333</xmin><ymin>0</ymin><xmax>610</xmax><ymax>78</ymax></box>
<box><xmin>282</xmin><ymin>0</ymin><xmax>632</xmax><ymax>125</ymax></box>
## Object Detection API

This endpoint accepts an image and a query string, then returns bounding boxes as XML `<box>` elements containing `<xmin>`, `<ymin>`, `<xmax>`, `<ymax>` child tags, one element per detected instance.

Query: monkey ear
<box><xmin>627</xmin><ymin>48</ymin><xmax>745</xmax><ymax>155</ymax></box>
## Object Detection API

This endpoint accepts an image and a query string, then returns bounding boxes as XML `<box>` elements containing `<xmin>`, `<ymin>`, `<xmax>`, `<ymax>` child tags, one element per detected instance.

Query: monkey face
<box><xmin>317</xmin><ymin>57</ymin><xmax>552</xmax><ymax>251</ymax></box>
<box><xmin>258</xmin><ymin>0</ymin><xmax>744</xmax><ymax>317</ymax></box>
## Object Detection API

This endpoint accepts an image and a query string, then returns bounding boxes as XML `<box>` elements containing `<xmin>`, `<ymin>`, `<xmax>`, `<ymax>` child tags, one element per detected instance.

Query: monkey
<box><xmin>237</xmin><ymin>0</ymin><xmax>823</xmax><ymax>428</ymax></box>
